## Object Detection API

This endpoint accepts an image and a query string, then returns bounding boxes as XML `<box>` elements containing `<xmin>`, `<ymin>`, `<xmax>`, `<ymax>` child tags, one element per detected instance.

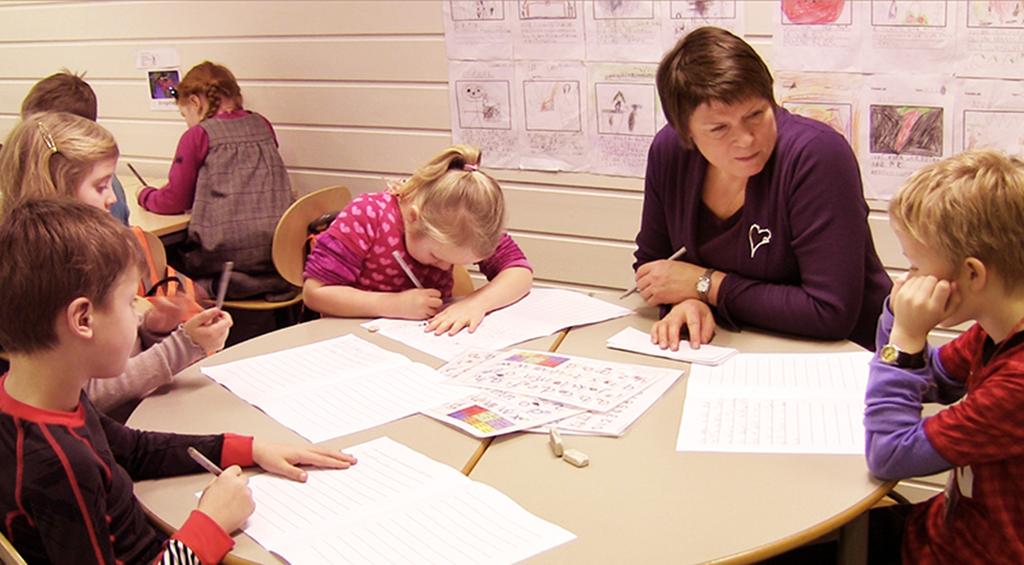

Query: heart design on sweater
<box><xmin>387</xmin><ymin>236</ymin><xmax>400</xmax><ymax>247</ymax></box>
<box><xmin>367</xmin><ymin>207</ymin><xmax>376</xmax><ymax>218</ymax></box>
<box><xmin>372</xmin><ymin>245</ymin><xmax>386</xmax><ymax>254</ymax></box>
<box><xmin>384</xmin><ymin>267</ymin><xmax>400</xmax><ymax>276</ymax></box>
<box><xmin>351</xmin><ymin>207</ymin><xmax>362</xmax><ymax>216</ymax></box>
<box><xmin>748</xmin><ymin>224</ymin><xmax>772</xmax><ymax>259</ymax></box>
<box><xmin>338</xmin><ymin>223</ymin><xmax>352</xmax><ymax>234</ymax></box>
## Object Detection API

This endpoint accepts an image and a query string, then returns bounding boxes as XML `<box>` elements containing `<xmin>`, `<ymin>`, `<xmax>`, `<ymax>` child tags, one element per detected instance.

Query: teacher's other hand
<box><xmin>650</xmin><ymin>299</ymin><xmax>716</xmax><ymax>351</ymax></box>
<box><xmin>636</xmin><ymin>259</ymin><xmax>703</xmax><ymax>305</ymax></box>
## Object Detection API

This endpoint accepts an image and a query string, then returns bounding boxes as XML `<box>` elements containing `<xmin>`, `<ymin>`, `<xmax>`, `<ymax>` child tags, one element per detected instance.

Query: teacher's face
<box><xmin>688</xmin><ymin>98</ymin><xmax>777</xmax><ymax>181</ymax></box>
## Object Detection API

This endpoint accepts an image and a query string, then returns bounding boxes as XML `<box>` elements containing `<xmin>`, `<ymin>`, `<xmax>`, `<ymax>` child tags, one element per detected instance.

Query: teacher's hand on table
<box><xmin>651</xmin><ymin>299</ymin><xmax>715</xmax><ymax>350</ymax></box>
<box><xmin>635</xmin><ymin>259</ymin><xmax>705</xmax><ymax>306</ymax></box>
<box><xmin>252</xmin><ymin>440</ymin><xmax>358</xmax><ymax>483</ymax></box>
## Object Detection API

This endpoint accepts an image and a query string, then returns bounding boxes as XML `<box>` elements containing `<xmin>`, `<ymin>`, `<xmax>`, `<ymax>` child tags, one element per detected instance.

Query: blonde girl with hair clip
<box><xmin>138</xmin><ymin>61</ymin><xmax>294</xmax><ymax>299</ymax></box>
<box><xmin>303</xmin><ymin>144</ymin><xmax>534</xmax><ymax>335</ymax></box>
<box><xmin>0</xmin><ymin>111</ymin><xmax>232</xmax><ymax>416</ymax></box>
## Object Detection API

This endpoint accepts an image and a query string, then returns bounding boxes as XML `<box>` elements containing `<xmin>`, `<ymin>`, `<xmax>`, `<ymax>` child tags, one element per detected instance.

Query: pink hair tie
<box><xmin>463</xmin><ymin>163</ymin><xmax>479</xmax><ymax>172</ymax></box>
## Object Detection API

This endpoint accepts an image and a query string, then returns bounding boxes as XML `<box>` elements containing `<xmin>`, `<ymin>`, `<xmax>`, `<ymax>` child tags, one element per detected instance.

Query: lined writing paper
<box><xmin>201</xmin><ymin>335</ymin><xmax>467</xmax><ymax>442</ymax></box>
<box><xmin>364</xmin><ymin>288</ymin><xmax>631</xmax><ymax>360</ymax></box>
<box><xmin>676</xmin><ymin>352</ymin><xmax>872</xmax><ymax>454</ymax></box>
<box><xmin>244</xmin><ymin>437</ymin><xmax>575</xmax><ymax>564</ymax></box>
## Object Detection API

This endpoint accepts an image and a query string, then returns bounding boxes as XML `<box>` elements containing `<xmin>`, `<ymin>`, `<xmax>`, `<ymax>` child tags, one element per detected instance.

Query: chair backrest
<box><xmin>452</xmin><ymin>265</ymin><xmax>475</xmax><ymax>297</ymax></box>
<box><xmin>0</xmin><ymin>530</ymin><xmax>27</xmax><ymax>565</ymax></box>
<box><xmin>271</xmin><ymin>185</ymin><xmax>352</xmax><ymax>287</ymax></box>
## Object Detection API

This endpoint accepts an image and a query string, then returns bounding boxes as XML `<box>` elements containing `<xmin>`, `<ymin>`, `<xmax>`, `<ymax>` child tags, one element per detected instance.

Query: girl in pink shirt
<box><xmin>303</xmin><ymin>145</ymin><xmax>533</xmax><ymax>335</ymax></box>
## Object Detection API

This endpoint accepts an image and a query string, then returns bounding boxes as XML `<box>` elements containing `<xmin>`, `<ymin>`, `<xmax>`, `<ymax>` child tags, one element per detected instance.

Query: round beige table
<box><xmin>121</xmin><ymin>174</ymin><xmax>190</xmax><ymax>238</ymax></box>
<box><xmin>129</xmin><ymin>317</ymin><xmax>562</xmax><ymax>564</ymax></box>
<box><xmin>468</xmin><ymin>294</ymin><xmax>892</xmax><ymax>564</ymax></box>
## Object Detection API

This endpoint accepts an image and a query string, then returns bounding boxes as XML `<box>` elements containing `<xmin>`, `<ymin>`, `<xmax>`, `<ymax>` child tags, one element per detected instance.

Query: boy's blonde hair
<box><xmin>0</xmin><ymin>111</ymin><xmax>119</xmax><ymax>217</ymax></box>
<box><xmin>391</xmin><ymin>144</ymin><xmax>506</xmax><ymax>258</ymax></box>
<box><xmin>173</xmin><ymin>61</ymin><xmax>243</xmax><ymax>121</ymax></box>
<box><xmin>890</xmin><ymin>149</ymin><xmax>1024</xmax><ymax>289</ymax></box>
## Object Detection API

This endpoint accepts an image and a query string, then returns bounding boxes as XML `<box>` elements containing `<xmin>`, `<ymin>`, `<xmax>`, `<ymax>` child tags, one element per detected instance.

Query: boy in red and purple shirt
<box><xmin>865</xmin><ymin>150</ymin><xmax>1024</xmax><ymax>563</ymax></box>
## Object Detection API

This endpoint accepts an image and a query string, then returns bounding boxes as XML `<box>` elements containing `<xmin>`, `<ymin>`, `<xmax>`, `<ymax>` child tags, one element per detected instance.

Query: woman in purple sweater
<box><xmin>634</xmin><ymin>27</ymin><xmax>890</xmax><ymax>351</ymax></box>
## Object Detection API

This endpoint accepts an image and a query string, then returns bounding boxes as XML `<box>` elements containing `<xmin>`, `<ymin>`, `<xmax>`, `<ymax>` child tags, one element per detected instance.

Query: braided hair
<box><xmin>174</xmin><ymin>61</ymin><xmax>243</xmax><ymax>121</ymax></box>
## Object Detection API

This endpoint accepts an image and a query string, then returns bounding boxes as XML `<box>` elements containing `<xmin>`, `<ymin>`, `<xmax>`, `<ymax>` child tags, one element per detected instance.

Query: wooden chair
<box><xmin>0</xmin><ymin>531</ymin><xmax>27</xmax><ymax>565</ymax></box>
<box><xmin>452</xmin><ymin>265</ymin><xmax>475</xmax><ymax>297</ymax></box>
<box><xmin>221</xmin><ymin>185</ymin><xmax>352</xmax><ymax>322</ymax></box>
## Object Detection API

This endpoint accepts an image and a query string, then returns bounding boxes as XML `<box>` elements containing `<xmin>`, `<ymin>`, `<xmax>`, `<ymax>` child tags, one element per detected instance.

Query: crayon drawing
<box><xmin>520</xmin><ymin>0</ymin><xmax>577</xmax><ymax>19</ymax></box>
<box><xmin>963</xmin><ymin>110</ymin><xmax>1024</xmax><ymax>157</ymax></box>
<box><xmin>595</xmin><ymin>83</ymin><xmax>657</xmax><ymax>136</ymax></box>
<box><xmin>670</xmin><ymin>0</ymin><xmax>737</xmax><ymax>20</ymax></box>
<box><xmin>967</xmin><ymin>0</ymin><xmax>1024</xmax><ymax>27</ymax></box>
<box><xmin>782</xmin><ymin>0</ymin><xmax>851</xmax><ymax>25</ymax></box>
<box><xmin>456</xmin><ymin>80</ymin><xmax>512</xmax><ymax>129</ymax></box>
<box><xmin>869</xmin><ymin>105</ymin><xmax>944</xmax><ymax>156</ymax></box>
<box><xmin>871</xmin><ymin>0</ymin><xmax>948</xmax><ymax>26</ymax></box>
<box><xmin>784</xmin><ymin>102</ymin><xmax>854</xmax><ymax>142</ymax></box>
<box><xmin>593</xmin><ymin>0</ymin><xmax>654</xmax><ymax>19</ymax></box>
<box><xmin>524</xmin><ymin>80</ymin><xmax>583</xmax><ymax>132</ymax></box>
<box><xmin>450</xmin><ymin>0</ymin><xmax>505</xmax><ymax>21</ymax></box>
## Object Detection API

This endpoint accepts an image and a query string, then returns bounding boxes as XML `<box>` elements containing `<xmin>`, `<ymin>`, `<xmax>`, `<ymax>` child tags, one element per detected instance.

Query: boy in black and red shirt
<box><xmin>0</xmin><ymin>200</ymin><xmax>356</xmax><ymax>564</ymax></box>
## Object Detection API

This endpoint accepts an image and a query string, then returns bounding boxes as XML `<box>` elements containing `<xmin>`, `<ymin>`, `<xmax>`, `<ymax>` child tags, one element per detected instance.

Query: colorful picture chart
<box><xmin>424</xmin><ymin>387</ymin><xmax>583</xmax><ymax>439</ymax></box>
<box><xmin>443</xmin><ymin>348</ymin><xmax>677</xmax><ymax>412</ymax></box>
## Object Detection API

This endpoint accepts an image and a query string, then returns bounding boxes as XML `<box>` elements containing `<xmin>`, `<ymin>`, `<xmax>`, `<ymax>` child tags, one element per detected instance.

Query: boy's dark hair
<box><xmin>20</xmin><ymin>70</ymin><xmax>99</xmax><ymax>121</ymax></box>
<box><xmin>656</xmin><ymin>26</ymin><xmax>776</xmax><ymax>149</ymax></box>
<box><xmin>0</xmin><ymin>199</ymin><xmax>142</xmax><ymax>353</ymax></box>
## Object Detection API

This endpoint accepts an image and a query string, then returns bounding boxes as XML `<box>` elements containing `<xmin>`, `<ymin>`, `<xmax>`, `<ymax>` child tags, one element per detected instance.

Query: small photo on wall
<box><xmin>147</xmin><ymin>69</ymin><xmax>180</xmax><ymax>110</ymax></box>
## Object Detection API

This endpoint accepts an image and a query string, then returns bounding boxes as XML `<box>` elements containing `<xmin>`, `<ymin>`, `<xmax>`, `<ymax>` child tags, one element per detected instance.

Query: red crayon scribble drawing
<box><xmin>783</xmin><ymin>0</ymin><xmax>846</xmax><ymax>24</ymax></box>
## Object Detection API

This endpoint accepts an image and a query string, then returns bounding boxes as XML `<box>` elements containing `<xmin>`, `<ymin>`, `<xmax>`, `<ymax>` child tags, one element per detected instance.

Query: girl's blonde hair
<box><xmin>174</xmin><ymin>61</ymin><xmax>243</xmax><ymax>121</ymax></box>
<box><xmin>391</xmin><ymin>145</ymin><xmax>506</xmax><ymax>258</ymax></box>
<box><xmin>890</xmin><ymin>149</ymin><xmax>1024</xmax><ymax>290</ymax></box>
<box><xmin>0</xmin><ymin>111</ymin><xmax>119</xmax><ymax>217</ymax></box>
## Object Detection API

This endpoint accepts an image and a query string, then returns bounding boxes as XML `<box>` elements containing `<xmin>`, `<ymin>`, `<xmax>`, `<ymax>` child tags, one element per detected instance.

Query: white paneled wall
<box><xmin>0</xmin><ymin>0</ymin><xmax>913</xmax><ymax>297</ymax></box>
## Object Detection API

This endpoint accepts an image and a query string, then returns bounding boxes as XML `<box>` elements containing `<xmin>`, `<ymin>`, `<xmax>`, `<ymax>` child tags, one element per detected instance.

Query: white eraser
<box><xmin>563</xmin><ymin>448</ymin><xmax>589</xmax><ymax>468</ymax></box>
<box><xmin>548</xmin><ymin>426</ymin><xmax>564</xmax><ymax>457</ymax></box>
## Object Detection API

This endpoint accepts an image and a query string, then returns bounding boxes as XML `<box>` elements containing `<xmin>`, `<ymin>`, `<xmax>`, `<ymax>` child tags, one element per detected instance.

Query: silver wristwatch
<box><xmin>696</xmin><ymin>268</ymin><xmax>715</xmax><ymax>303</ymax></box>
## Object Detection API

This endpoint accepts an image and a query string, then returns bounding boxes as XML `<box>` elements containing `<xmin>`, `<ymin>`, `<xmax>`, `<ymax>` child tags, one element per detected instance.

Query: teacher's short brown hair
<box><xmin>657</xmin><ymin>27</ymin><xmax>775</xmax><ymax>149</ymax></box>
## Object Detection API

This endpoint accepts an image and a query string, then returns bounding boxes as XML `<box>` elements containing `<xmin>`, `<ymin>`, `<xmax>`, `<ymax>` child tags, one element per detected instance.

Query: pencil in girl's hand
<box><xmin>620</xmin><ymin>245</ymin><xmax>688</xmax><ymax>299</ymax></box>
<box><xmin>188</xmin><ymin>446</ymin><xmax>223</xmax><ymax>476</ymax></box>
<box><xmin>214</xmin><ymin>261</ymin><xmax>234</xmax><ymax>309</ymax></box>
<box><xmin>392</xmin><ymin>251</ymin><xmax>424</xmax><ymax>288</ymax></box>
<box><xmin>126</xmin><ymin>162</ymin><xmax>148</xmax><ymax>187</ymax></box>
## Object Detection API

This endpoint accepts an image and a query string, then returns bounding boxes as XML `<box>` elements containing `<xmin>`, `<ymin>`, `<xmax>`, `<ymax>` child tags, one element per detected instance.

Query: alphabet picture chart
<box><xmin>442</xmin><ymin>348</ymin><xmax>678</xmax><ymax>412</ymax></box>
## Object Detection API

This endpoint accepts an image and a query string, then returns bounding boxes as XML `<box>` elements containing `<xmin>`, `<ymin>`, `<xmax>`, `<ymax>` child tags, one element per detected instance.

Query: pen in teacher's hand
<box><xmin>392</xmin><ymin>251</ymin><xmax>424</xmax><ymax>289</ymax></box>
<box><xmin>188</xmin><ymin>446</ymin><xmax>223</xmax><ymax>476</ymax></box>
<box><xmin>126</xmin><ymin>162</ymin><xmax>148</xmax><ymax>187</ymax></box>
<box><xmin>619</xmin><ymin>245</ymin><xmax>687</xmax><ymax>300</ymax></box>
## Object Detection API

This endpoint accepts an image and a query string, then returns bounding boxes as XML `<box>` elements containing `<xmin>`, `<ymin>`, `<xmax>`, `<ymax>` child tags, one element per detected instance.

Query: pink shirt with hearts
<box><xmin>303</xmin><ymin>191</ymin><xmax>531</xmax><ymax>299</ymax></box>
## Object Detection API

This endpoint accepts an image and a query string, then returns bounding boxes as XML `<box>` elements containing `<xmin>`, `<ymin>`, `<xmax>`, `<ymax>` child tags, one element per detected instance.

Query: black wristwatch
<box><xmin>880</xmin><ymin>343</ymin><xmax>926</xmax><ymax>369</ymax></box>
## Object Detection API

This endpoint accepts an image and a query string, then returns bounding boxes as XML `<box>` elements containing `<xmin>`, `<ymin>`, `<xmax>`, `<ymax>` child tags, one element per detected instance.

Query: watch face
<box><xmin>880</xmin><ymin>344</ymin><xmax>899</xmax><ymax>364</ymax></box>
<box><xmin>697</xmin><ymin>278</ymin><xmax>711</xmax><ymax>293</ymax></box>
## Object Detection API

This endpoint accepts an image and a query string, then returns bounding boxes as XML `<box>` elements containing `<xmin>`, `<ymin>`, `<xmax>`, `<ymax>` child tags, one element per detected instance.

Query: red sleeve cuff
<box><xmin>221</xmin><ymin>433</ymin><xmax>253</xmax><ymax>468</ymax></box>
<box><xmin>172</xmin><ymin>509</ymin><xmax>234</xmax><ymax>565</ymax></box>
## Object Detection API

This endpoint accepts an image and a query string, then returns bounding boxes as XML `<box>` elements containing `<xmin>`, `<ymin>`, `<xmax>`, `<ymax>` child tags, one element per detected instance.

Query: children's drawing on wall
<box><xmin>520</xmin><ymin>0</ymin><xmax>577</xmax><ymax>19</ymax></box>
<box><xmin>596</xmin><ymin>83</ymin><xmax>656</xmax><ymax>136</ymax></box>
<box><xmin>525</xmin><ymin>81</ymin><xmax>582</xmax><ymax>132</ymax></box>
<box><xmin>869</xmin><ymin>105</ymin><xmax>943</xmax><ymax>156</ymax></box>
<box><xmin>146</xmin><ymin>69</ymin><xmax>180</xmax><ymax>111</ymax></box>
<box><xmin>450</xmin><ymin>0</ymin><xmax>505</xmax><ymax>21</ymax></box>
<box><xmin>782</xmin><ymin>0</ymin><xmax>851</xmax><ymax>25</ymax></box>
<box><xmin>670</xmin><ymin>0</ymin><xmax>736</xmax><ymax>20</ymax></box>
<box><xmin>456</xmin><ymin>80</ymin><xmax>512</xmax><ymax>129</ymax></box>
<box><xmin>593</xmin><ymin>0</ymin><xmax>654</xmax><ymax>19</ymax></box>
<box><xmin>870</xmin><ymin>0</ymin><xmax>947</xmax><ymax>26</ymax></box>
<box><xmin>963</xmin><ymin>110</ymin><xmax>1024</xmax><ymax>157</ymax></box>
<box><xmin>968</xmin><ymin>0</ymin><xmax>1024</xmax><ymax>26</ymax></box>
<box><xmin>784</xmin><ymin>102</ymin><xmax>854</xmax><ymax>142</ymax></box>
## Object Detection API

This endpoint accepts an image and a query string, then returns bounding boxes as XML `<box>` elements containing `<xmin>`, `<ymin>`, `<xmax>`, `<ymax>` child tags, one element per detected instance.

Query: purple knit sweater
<box><xmin>634</xmin><ymin>108</ymin><xmax>891</xmax><ymax>350</ymax></box>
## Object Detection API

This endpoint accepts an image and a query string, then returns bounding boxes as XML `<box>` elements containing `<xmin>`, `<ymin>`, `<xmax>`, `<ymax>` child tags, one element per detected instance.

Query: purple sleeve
<box><xmin>138</xmin><ymin>126</ymin><xmax>208</xmax><ymax>214</ymax></box>
<box><xmin>715</xmin><ymin>130</ymin><xmax>877</xmax><ymax>341</ymax></box>
<box><xmin>303</xmin><ymin>229</ymin><xmax>364</xmax><ymax>286</ymax></box>
<box><xmin>477</xmin><ymin>234</ymin><xmax>532</xmax><ymax>280</ymax></box>
<box><xmin>864</xmin><ymin>300</ymin><xmax>952</xmax><ymax>481</ymax></box>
